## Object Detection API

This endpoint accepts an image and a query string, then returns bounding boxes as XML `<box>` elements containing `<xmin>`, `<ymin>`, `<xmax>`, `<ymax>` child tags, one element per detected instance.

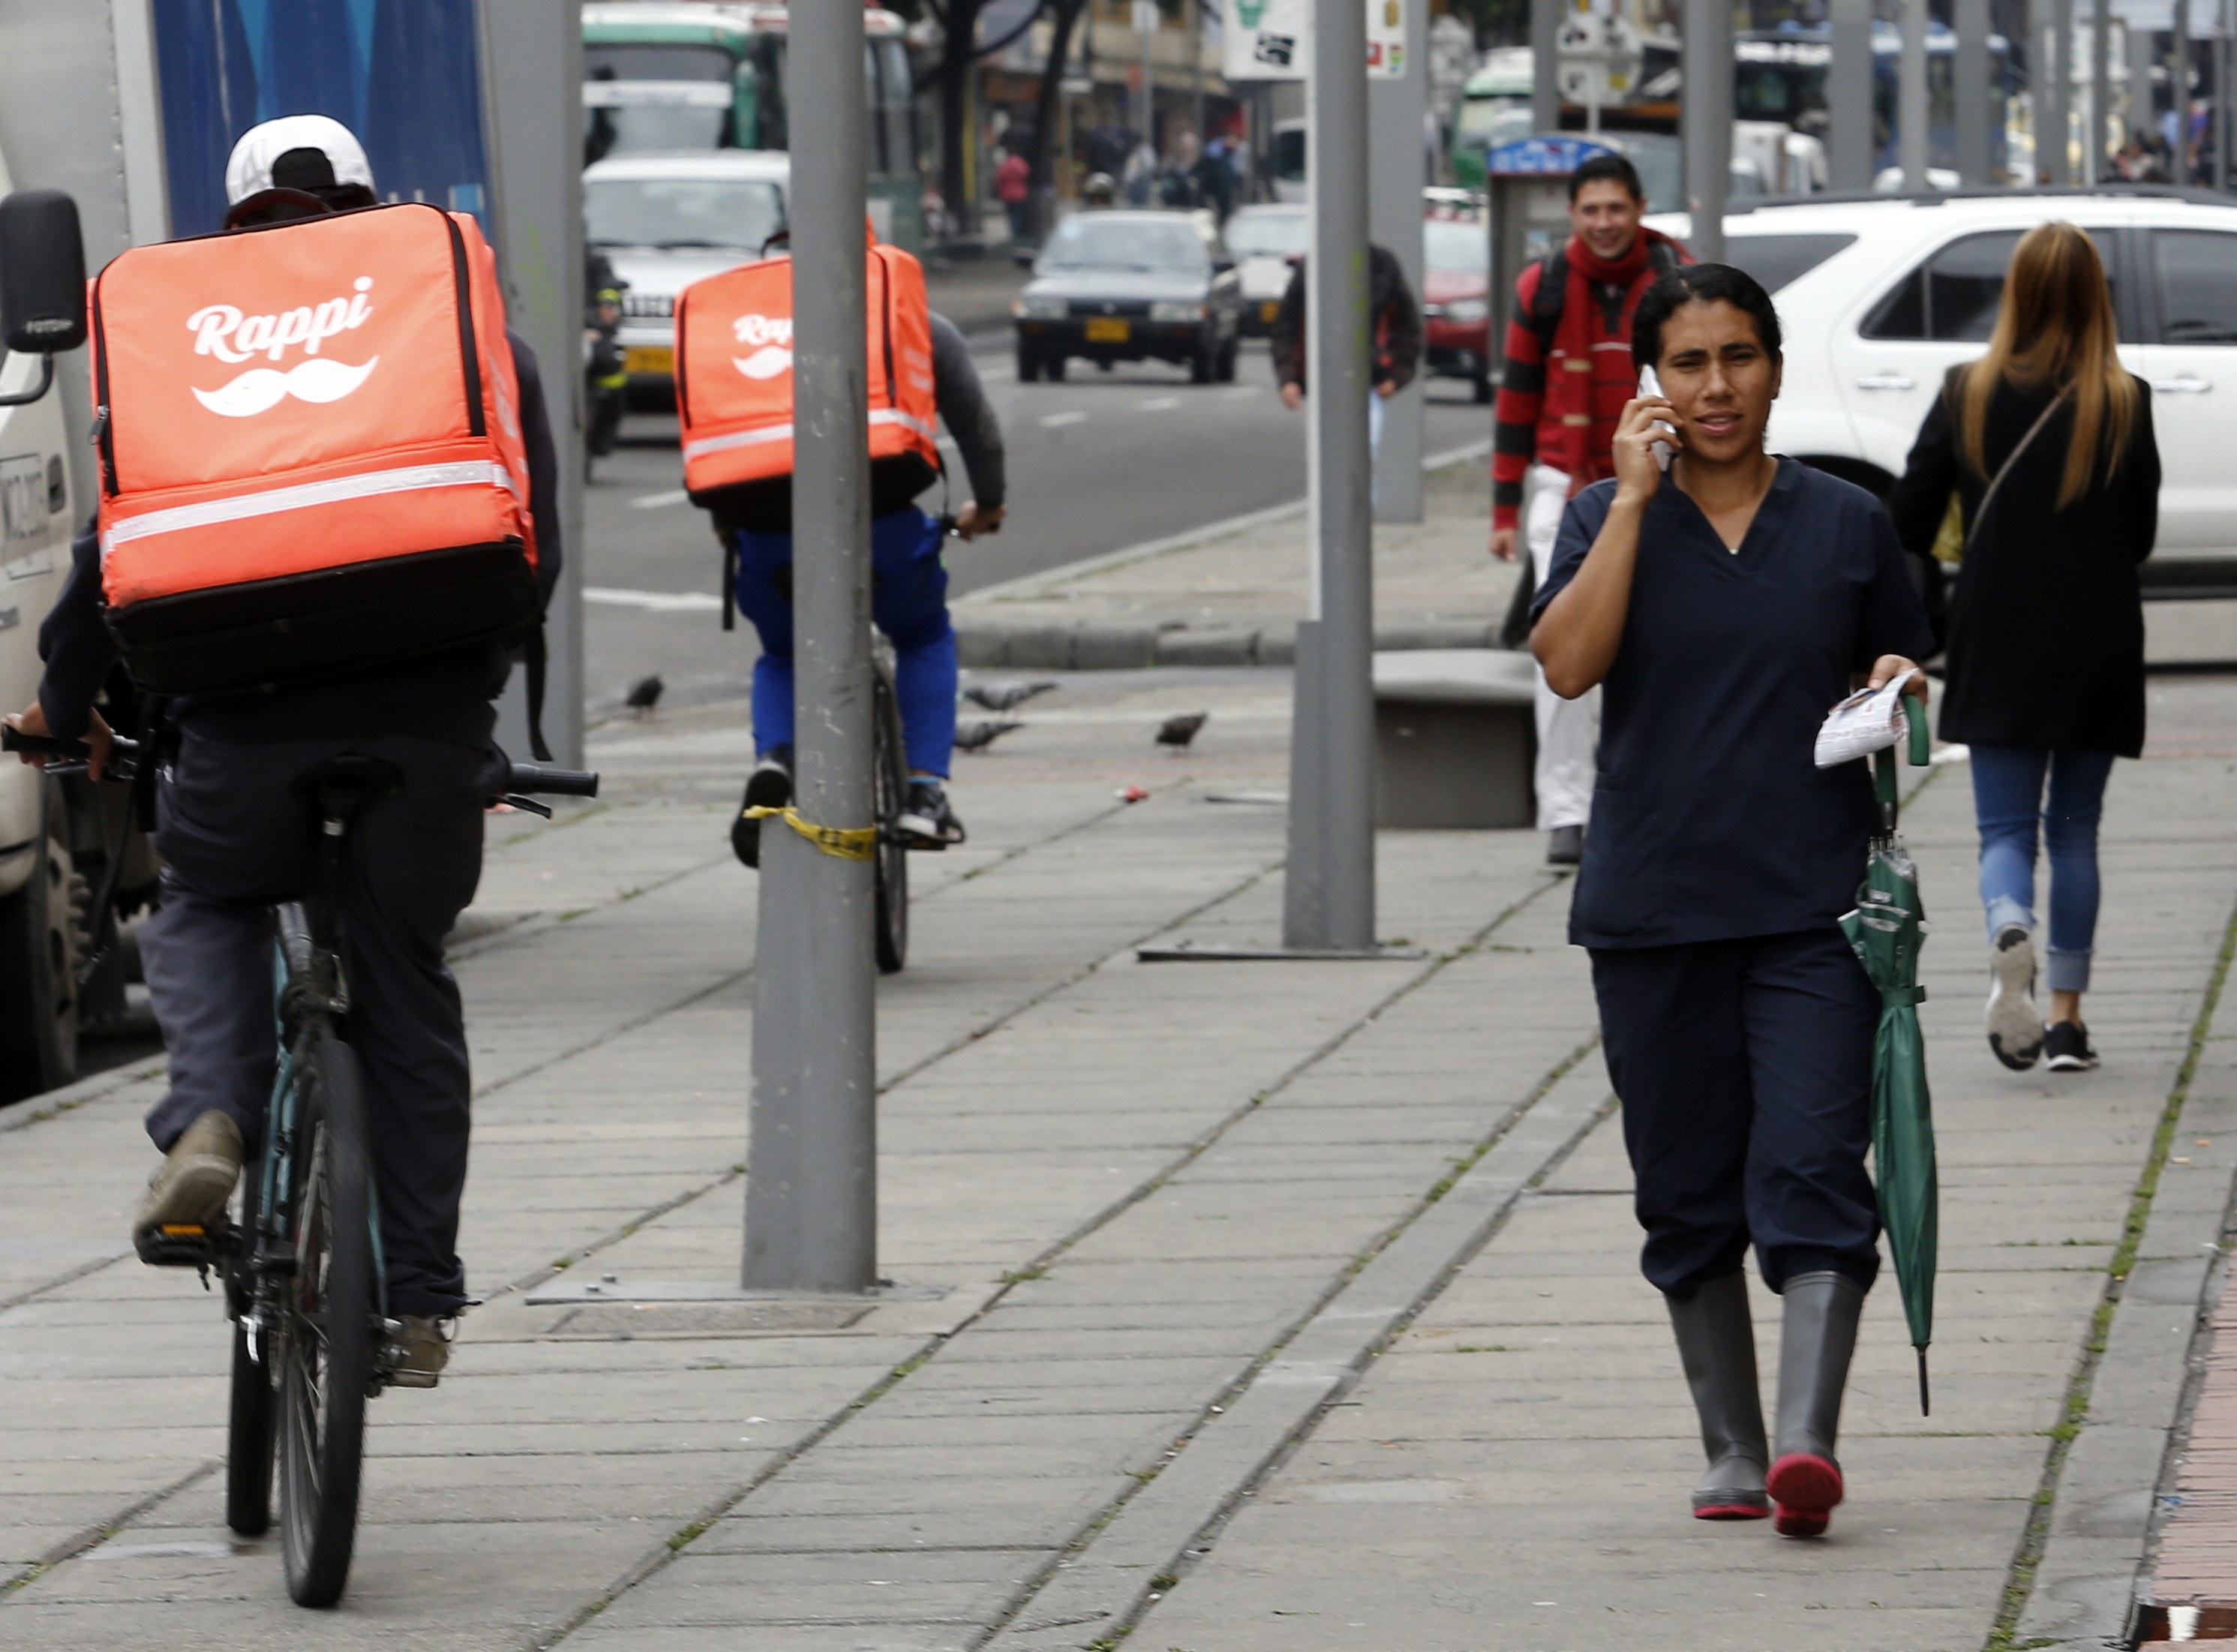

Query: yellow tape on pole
<box><xmin>740</xmin><ymin>805</ymin><xmax>878</xmax><ymax>861</ymax></box>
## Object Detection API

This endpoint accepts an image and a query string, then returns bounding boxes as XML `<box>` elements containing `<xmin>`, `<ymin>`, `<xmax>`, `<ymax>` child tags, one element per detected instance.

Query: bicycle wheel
<box><xmin>872</xmin><ymin>668</ymin><xmax>908</xmax><ymax>975</ymax></box>
<box><xmin>275</xmin><ymin>1032</ymin><xmax>375</xmax><ymax>1608</ymax></box>
<box><xmin>225</xmin><ymin>1175</ymin><xmax>275</xmax><ymax>1537</ymax></box>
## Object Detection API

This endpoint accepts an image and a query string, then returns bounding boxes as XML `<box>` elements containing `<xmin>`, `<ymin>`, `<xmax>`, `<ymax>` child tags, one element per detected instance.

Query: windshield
<box><xmin>586</xmin><ymin>44</ymin><xmax>734</xmax><ymax>81</ymax></box>
<box><xmin>1040</xmin><ymin>216</ymin><xmax>1206</xmax><ymax>272</ymax></box>
<box><xmin>585</xmin><ymin>176</ymin><xmax>786</xmax><ymax>251</ymax></box>
<box><xmin>1224</xmin><ymin>212</ymin><xmax>1308</xmax><ymax>260</ymax></box>
<box><xmin>586</xmin><ymin>105</ymin><xmax>733</xmax><ymax>158</ymax></box>
<box><xmin>1423</xmin><ymin>218</ymin><xmax>1489</xmax><ymax>275</ymax></box>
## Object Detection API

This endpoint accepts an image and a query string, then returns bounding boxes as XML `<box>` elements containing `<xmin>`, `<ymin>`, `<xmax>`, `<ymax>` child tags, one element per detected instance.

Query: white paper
<box><xmin>1814</xmin><ymin>674</ymin><xmax>1911</xmax><ymax>769</ymax></box>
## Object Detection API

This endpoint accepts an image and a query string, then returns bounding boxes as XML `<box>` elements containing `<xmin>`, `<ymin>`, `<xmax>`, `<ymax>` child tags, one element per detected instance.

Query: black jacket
<box><xmin>1885</xmin><ymin>366</ymin><xmax>2159</xmax><ymax>757</ymax></box>
<box><xmin>1270</xmin><ymin>244</ymin><xmax>1422</xmax><ymax>394</ymax></box>
<box><xmin>38</xmin><ymin>329</ymin><xmax>562</xmax><ymax>747</ymax></box>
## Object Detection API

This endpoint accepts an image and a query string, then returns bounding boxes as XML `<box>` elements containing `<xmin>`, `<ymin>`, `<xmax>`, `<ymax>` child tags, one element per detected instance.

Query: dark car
<box><xmin>1011</xmin><ymin>210</ymin><xmax>1243</xmax><ymax>383</ymax></box>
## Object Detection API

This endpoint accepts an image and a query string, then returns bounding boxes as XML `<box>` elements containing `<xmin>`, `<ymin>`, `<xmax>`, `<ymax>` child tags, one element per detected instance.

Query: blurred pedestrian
<box><xmin>1884</xmin><ymin>222</ymin><xmax>2158</xmax><ymax>1075</ymax></box>
<box><xmin>1490</xmin><ymin>152</ymin><xmax>1691</xmax><ymax>867</ymax></box>
<box><xmin>995</xmin><ymin>145</ymin><xmax>1032</xmax><ymax>242</ymax></box>
<box><xmin>1270</xmin><ymin>245</ymin><xmax>1422</xmax><ymax>494</ymax></box>
<box><xmin>1531</xmin><ymin>263</ymin><xmax>1935</xmax><ymax>1539</ymax></box>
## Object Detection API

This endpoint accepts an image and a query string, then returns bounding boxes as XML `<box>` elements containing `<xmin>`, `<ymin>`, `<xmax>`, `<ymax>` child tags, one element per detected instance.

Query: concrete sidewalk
<box><xmin>0</xmin><ymin>667</ymin><xmax>2234</xmax><ymax>1651</ymax></box>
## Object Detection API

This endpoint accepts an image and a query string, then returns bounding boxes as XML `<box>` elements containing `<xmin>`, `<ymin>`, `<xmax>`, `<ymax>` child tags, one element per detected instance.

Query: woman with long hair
<box><xmin>1887</xmin><ymin>221</ymin><xmax>2160</xmax><ymax>1074</ymax></box>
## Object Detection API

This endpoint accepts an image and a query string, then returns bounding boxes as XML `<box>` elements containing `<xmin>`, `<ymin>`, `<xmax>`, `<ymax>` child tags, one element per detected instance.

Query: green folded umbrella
<box><xmin>1836</xmin><ymin>694</ymin><xmax>1938</xmax><ymax>1415</ymax></box>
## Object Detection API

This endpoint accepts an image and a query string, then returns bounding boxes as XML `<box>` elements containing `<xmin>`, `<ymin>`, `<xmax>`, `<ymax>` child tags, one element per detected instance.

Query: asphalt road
<box><xmin>579</xmin><ymin>339</ymin><xmax>1494</xmax><ymax>713</ymax></box>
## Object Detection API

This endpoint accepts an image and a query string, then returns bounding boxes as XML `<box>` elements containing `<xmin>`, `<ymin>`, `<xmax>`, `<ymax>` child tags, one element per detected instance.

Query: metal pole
<box><xmin>1532</xmin><ymin>0</ymin><xmax>1562</xmax><ymax>133</ymax></box>
<box><xmin>1681</xmin><ymin>0</ymin><xmax>1728</xmax><ymax>260</ymax></box>
<box><xmin>1143</xmin><ymin>3</ymin><xmax>1158</xmax><ymax>164</ymax></box>
<box><xmin>1899</xmin><ymin>0</ymin><xmax>1930</xmax><ymax>186</ymax></box>
<box><xmin>2217</xmin><ymin>0</ymin><xmax>2229</xmax><ymax>189</ymax></box>
<box><xmin>2092</xmin><ymin>0</ymin><xmax>2112</xmax><ymax>181</ymax></box>
<box><xmin>1829</xmin><ymin>0</ymin><xmax>1875</xmax><ymax>188</ymax></box>
<box><xmin>1369</xmin><ymin>0</ymin><xmax>1427</xmax><ymax>524</ymax></box>
<box><xmin>2129</xmin><ymin>11</ymin><xmax>2155</xmax><ymax>157</ymax></box>
<box><xmin>1958</xmin><ymin>0</ymin><xmax>1992</xmax><ymax>182</ymax></box>
<box><xmin>746</xmin><ymin>0</ymin><xmax>877</xmax><ymax>1295</ymax></box>
<box><xmin>2178</xmin><ymin>0</ymin><xmax>2193</xmax><ymax>178</ymax></box>
<box><xmin>1192</xmin><ymin>0</ymin><xmax>1206</xmax><ymax>151</ymax></box>
<box><xmin>2048</xmin><ymin>0</ymin><xmax>2073</xmax><ymax>182</ymax></box>
<box><xmin>1281</xmin><ymin>0</ymin><xmax>1375</xmax><ymax>953</ymax></box>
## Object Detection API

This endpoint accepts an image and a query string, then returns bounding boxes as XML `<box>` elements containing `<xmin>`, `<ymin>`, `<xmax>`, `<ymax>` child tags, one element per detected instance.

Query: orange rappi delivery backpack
<box><xmin>673</xmin><ymin>233</ymin><xmax>940</xmax><ymax>537</ymax></box>
<box><xmin>89</xmin><ymin>202</ymin><xmax>539</xmax><ymax>697</ymax></box>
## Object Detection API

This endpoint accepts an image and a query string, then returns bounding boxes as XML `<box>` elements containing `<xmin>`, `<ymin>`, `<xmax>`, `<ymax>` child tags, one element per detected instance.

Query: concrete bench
<box><xmin>1373</xmin><ymin>649</ymin><xmax>1539</xmax><ymax>829</ymax></box>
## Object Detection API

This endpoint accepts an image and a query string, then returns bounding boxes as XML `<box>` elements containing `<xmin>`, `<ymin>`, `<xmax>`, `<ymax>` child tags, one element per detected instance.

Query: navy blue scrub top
<box><xmin>1530</xmin><ymin>458</ymin><xmax>1936</xmax><ymax>951</ymax></box>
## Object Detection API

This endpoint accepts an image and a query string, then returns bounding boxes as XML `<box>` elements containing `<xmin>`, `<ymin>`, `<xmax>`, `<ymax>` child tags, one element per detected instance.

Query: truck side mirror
<box><xmin>0</xmin><ymin>191</ymin><xmax>88</xmax><ymax>409</ymax></box>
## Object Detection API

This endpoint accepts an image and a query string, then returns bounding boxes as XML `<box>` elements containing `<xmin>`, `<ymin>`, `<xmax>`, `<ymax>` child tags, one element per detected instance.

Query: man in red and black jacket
<box><xmin>1489</xmin><ymin>153</ymin><xmax>1688</xmax><ymax>865</ymax></box>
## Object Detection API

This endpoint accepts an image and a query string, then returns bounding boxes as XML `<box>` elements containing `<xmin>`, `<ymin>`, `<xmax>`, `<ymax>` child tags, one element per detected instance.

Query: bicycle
<box><xmin>2</xmin><ymin>728</ymin><xmax>598</xmax><ymax>1607</ymax></box>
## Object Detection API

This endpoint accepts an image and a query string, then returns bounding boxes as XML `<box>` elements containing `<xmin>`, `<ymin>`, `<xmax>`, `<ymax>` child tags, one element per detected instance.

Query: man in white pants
<box><xmin>1488</xmin><ymin>152</ymin><xmax>1689</xmax><ymax>864</ymax></box>
<box><xmin>1524</xmin><ymin>461</ymin><xmax>1600</xmax><ymax>851</ymax></box>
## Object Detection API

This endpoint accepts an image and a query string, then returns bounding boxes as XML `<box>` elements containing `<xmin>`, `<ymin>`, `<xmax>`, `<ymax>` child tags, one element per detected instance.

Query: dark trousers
<box><xmin>1591</xmin><ymin>927</ymin><xmax>1881</xmax><ymax>1299</ymax></box>
<box><xmin>141</xmin><ymin>731</ymin><xmax>500</xmax><ymax>1317</ymax></box>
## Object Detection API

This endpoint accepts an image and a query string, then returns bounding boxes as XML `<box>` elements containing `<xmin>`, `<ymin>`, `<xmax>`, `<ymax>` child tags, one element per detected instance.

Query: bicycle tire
<box><xmin>276</xmin><ymin>1032</ymin><xmax>375</xmax><ymax>1608</ymax></box>
<box><xmin>225</xmin><ymin>1176</ymin><xmax>275</xmax><ymax>1537</ymax></box>
<box><xmin>872</xmin><ymin>669</ymin><xmax>908</xmax><ymax>975</ymax></box>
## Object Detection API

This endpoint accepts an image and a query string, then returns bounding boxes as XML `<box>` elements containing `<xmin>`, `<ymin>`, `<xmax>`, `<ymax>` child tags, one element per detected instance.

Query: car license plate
<box><xmin>624</xmin><ymin>345</ymin><xmax>674</xmax><ymax>376</ymax></box>
<box><xmin>1084</xmin><ymin>317</ymin><xmax>1130</xmax><ymax>343</ymax></box>
<box><xmin>1260</xmin><ymin>300</ymin><xmax>1279</xmax><ymax>323</ymax></box>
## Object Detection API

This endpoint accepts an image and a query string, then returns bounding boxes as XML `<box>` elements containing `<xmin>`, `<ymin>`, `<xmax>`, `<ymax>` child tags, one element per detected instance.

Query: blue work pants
<box><xmin>1591</xmin><ymin>927</ymin><xmax>1881</xmax><ymax>1300</ymax></box>
<box><xmin>1968</xmin><ymin>744</ymin><xmax>2116</xmax><ymax>994</ymax></box>
<box><xmin>734</xmin><ymin>506</ymin><xmax>957</xmax><ymax>778</ymax></box>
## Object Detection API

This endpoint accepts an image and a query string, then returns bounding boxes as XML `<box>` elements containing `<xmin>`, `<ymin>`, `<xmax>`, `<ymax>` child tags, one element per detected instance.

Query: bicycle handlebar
<box><xmin>504</xmin><ymin>763</ymin><xmax>599</xmax><ymax>799</ymax></box>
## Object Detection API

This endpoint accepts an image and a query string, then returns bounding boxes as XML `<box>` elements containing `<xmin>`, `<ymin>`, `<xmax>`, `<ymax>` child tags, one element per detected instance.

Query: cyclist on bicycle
<box><xmin>710</xmin><ymin>308</ymin><xmax>1007</xmax><ymax>866</ymax></box>
<box><xmin>4</xmin><ymin>116</ymin><xmax>563</xmax><ymax>1388</ymax></box>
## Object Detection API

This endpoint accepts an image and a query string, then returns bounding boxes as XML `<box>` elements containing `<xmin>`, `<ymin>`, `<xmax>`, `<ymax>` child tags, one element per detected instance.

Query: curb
<box><xmin>955</xmin><ymin>617</ymin><xmax>1508</xmax><ymax>671</ymax></box>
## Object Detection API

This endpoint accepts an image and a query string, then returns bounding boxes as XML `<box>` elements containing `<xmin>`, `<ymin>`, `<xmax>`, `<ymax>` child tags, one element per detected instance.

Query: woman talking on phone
<box><xmin>1530</xmin><ymin>264</ymin><xmax>1935</xmax><ymax>1538</ymax></box>
<box><xmin>1885</xmin><ymin>222</ymin><xmax>2157</xmax><ymax>1076</ymax></box>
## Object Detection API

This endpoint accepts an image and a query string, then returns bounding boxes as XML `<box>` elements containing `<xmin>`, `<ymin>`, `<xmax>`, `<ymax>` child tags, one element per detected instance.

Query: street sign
<box><xmin>1554</xmin><ymin>12</ymin><xmax>1643</xmax><ymax>116</ymax></box>
<box><xmin>1367</xmin><ymin>0</ymin><xmax>1405</xmax><ymax>76</ymax></box>
<box><xmin>1221</xmin><ymin>0</ymin><xmax>1416</xmax><ymax>80</ymax></box>
<box><xmin>1485</xmin><ymin>134</ymin><xmax>1617</xmax><ymax>175</ymax></box>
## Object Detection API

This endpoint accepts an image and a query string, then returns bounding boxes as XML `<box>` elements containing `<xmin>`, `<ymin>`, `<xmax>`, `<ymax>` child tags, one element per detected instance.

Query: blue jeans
<box><xmin>1969</xmin><ymin>744</ymin><xmax>2117</xmax><ymax>994</ymax></box>
<box><xmin>733</xmin><ymin>506</ymin><xmax>958</xmax><ymax>779</ymax></box>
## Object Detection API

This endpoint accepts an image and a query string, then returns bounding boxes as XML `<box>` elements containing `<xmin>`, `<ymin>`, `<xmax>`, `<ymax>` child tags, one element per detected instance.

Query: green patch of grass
<box><xmin>667</xmin><ymin>1517</ymin><xmax>716</xmax><ymax>1551</ymax></box>
<box><xmin>999</xmin><ymin>1266</ymin><xmax>1049</xmax><ymax>1284</ymax></box>
<box><xmin>1149</xmin><ymin>1573</ymin><xmax>1178</xmax><ymax>1590</ymax></box>
<box><xmin>1450</xmin><ymin>1344</ymin><xmax>1518</xmax><ymax>1353</ymax></box>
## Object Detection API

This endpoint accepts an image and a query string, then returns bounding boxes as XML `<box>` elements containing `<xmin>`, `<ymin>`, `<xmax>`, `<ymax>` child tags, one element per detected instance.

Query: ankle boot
<box><xmin>1767</xmin><ymin>1270</ymin><xmax>1865</xmax><ymax>1537</ymax></box>
<box><xmin>1666</xmin><ymin>1272</ymin><xmax>1770</xmax><ymax>1519</ymax></box>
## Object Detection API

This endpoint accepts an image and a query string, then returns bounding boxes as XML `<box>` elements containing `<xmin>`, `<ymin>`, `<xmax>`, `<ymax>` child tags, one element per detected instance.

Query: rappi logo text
<box><xmin>731</xmin><ymin>312</ymin><xmax>794</xmax><ymax>381</ymax></box>
<box><xmin>185</xmin><ymin>276</ymin><xmax>380</xmax><ymax>418</ymax></box>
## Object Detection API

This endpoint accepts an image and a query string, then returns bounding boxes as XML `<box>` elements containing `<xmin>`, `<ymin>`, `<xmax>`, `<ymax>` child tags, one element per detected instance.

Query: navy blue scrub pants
<box><xmin>1590</xmin><ymin>927</ymin><xmax>1881</xmax><ymax>1300</ymax></box>
<box><xmin>141</xmin><ymin>731</ymin><xmax>500</xmax><ymax>1319</ymax></box>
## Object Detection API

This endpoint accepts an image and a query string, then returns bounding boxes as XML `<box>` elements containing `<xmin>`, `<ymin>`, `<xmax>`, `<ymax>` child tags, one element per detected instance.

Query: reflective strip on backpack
<box><xmin>679</xmin><ymin>406</ymin><xmax>937</xmax><ymax>464</ymax></box>
<box><xmin>101</xmin><ymin>460</ymin><xmax>518</xmax><ymax>556</ymax></box>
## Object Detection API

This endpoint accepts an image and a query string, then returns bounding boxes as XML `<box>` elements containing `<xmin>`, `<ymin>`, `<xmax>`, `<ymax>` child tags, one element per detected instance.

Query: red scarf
<box><xmin>1546</xmin><ymin>227</ymin><xmax>1683</xmax><ymax>484</ymax></box>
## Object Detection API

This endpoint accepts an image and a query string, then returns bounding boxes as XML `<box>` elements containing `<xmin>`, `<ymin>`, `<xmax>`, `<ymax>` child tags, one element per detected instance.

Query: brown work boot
<box><xmin>390</xmin><ymin>1315</ymin><xmax>453</xmax><ymax>1389</ymax></box>
<box><xmin>132</xmin><ymin>1111</ymin><xmax>243</xmax><ymax>1241</ymax></box>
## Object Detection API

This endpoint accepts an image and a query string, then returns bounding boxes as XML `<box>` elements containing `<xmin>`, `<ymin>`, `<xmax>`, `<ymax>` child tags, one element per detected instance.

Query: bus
<box><xmin>582</xmin><ymin>3</ymin><xmax>923</xmax><ymax>251</ymax></box>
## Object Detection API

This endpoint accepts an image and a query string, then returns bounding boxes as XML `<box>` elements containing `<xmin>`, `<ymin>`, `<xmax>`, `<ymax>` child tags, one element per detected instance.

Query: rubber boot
<box><xmin>1767</xmin><ymin>1269</ymin><xmax>1866</xmax><ymax>1537</ymax></box>
<box><xmin>1666</xmin><ymin>1272</ymin><xmax>1770</xmax><ymax>1519</ymax></box>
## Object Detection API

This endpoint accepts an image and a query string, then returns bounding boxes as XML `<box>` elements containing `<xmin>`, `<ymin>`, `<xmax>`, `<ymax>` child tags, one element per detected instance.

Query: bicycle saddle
<box><xmin>290</xmin><ymin>754</ymin><xmax>405</xmax><ymax>806</ymax></box>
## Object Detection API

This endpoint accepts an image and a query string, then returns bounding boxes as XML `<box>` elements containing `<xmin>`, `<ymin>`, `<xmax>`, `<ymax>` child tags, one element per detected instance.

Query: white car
<box><xmin>584</xmin><ymin>150</ymin><xmax>791</xmax><ymax>393</ymax></box>
<box><xmin>1223</xmin><ymin>203</ymin><xmax>1306</xmax><ymax>335</ymax></box>
<box><xmin>1651</xmin><ymin>187</ymin><xmax>2237</xmax><ymax>596</ymax></box>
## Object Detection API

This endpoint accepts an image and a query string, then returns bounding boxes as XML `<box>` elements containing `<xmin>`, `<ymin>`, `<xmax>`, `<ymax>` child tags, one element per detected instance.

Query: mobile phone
<box><xmin>1637</xmin><ymin>366</ymin><xmax>1677</xmax><ymax>470</ymax></box>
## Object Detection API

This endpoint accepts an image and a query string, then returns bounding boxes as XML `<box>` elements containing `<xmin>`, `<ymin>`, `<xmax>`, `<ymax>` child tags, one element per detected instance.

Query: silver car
<box><xmin>584</xmin><ymin>149</ymin><xmax>791</xmax><ymax>396</ymax></box>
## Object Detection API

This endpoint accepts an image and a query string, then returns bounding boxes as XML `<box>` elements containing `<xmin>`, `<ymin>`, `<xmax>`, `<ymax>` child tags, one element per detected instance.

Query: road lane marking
<box><xmin>1137</xmin><ymin>397</ymin><xmax>1181</xmax><ymax>412</ymax></box>
<box><xmin>1039</xmin><ymin>410</ymin><xmax>1088</xmax><ymax>428</ymax></box>
<box><xmin>584</xmin><ymin>585</ymin><xmax>723</xmax><ymax>613</ymax></box>
<box><xmin>629</xmin><ymin>489</ymin><xmax>689</xmax><ymax>509</ymax></box>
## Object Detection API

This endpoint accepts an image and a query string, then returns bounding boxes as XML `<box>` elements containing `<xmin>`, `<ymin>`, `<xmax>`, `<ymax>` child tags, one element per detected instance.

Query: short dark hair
<box><xmin>1569</xmin><ymin>153</ymin><xmax>1644</xmax><ymax>203</ymax></box>
<box><xmin>1631</xmin><ymin>263</ymin><xmax>1784</xmax><ymax>372</ymax></box>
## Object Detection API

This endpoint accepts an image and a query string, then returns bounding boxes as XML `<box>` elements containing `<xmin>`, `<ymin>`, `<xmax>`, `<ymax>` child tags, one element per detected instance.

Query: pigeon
<box><xmin>964</xmin><ymin>679</ymin><xmax>1058</xmax><ymax>713</ymax></box>
<box><xmin>626</xmin><ymin>674</ymin><xmax>665</xmax><ymax>718</ymax></box>
<box><xmin>1156</xmin><ymin>712</ymin><xmax>1208</xmax><ymax>752</ymax></box>
<box><xmin>953</xmin><ymin>718</ymin><xmax>1025</xmax><ymax>753</ymax></box>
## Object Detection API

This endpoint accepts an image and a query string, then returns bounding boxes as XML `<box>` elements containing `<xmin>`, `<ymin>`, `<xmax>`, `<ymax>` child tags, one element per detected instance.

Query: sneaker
<box><xmin>389</xmin><ymin>1315</ymin><xmax>453</xmax><ymax>1389</ymax></box>
<box><xmin>897</xmin><ymin>778</ymin><xmax>966</xmax><ymax>849</ymax></box>
<box><xmin>1545</xmin><ymin>824</ymin><xmax>1584</xmax><ymax>867</ymax></box>
<box><xmin>2044</xmin><ymin>1021</ymin><xmax>2100</xmax><ymax>1072</ymax></box>
<box><xmin>1986</xmin><ymin>925</ymin><xmax>2045</xmax><ymax>1071</ymax></box>
<box><xmin>731</xmin><ymin>746</ymin><xmax>794</xmax><ymax>870</ymax></box>
<box><xmin>133</xmin><ymin>1111</ymin><xmax>243</xmax><ymax>1241</ymax></box>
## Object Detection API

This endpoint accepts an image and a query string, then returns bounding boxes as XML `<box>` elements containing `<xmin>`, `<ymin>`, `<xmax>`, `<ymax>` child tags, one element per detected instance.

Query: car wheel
<box><xmin>1190</xmin><ymin>332</ymin><xmax>1216</xmax><ymax>384</ymax></box>
<box><xmin>1046</xmin><ymin>353</ymin><xmax>1068</xmax><ymax>383</ymax></box>
<box><xmin>1473</xmin><ymin>368</ymin><xmax>1492</xmax><ymax>404</ymax></box>
<box><xmin>1016</xmin><ymin>344</ymin><xmax>1041</xmax><ymax>383</ymax></box>
<box><xmin>1216</xmin><ymin>338</ymin><xmax>1239</xmax><ymax>383</ymax></box>
<box><xmin>0</xmin><ymin>799</ymin><xmax>83</xmax><ymax>1106</ymax></box>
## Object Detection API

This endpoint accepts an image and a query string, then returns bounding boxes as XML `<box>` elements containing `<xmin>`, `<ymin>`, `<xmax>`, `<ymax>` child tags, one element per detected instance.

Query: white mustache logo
<box><xmin>732</xmin><ymin>346</ymin><xmax>793</xmax><ymax>381</ymax></box>
<box><xmin>191</xmin><ymin>355</ymin><xmax>380</xmax><ymax>418</ymax></box>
